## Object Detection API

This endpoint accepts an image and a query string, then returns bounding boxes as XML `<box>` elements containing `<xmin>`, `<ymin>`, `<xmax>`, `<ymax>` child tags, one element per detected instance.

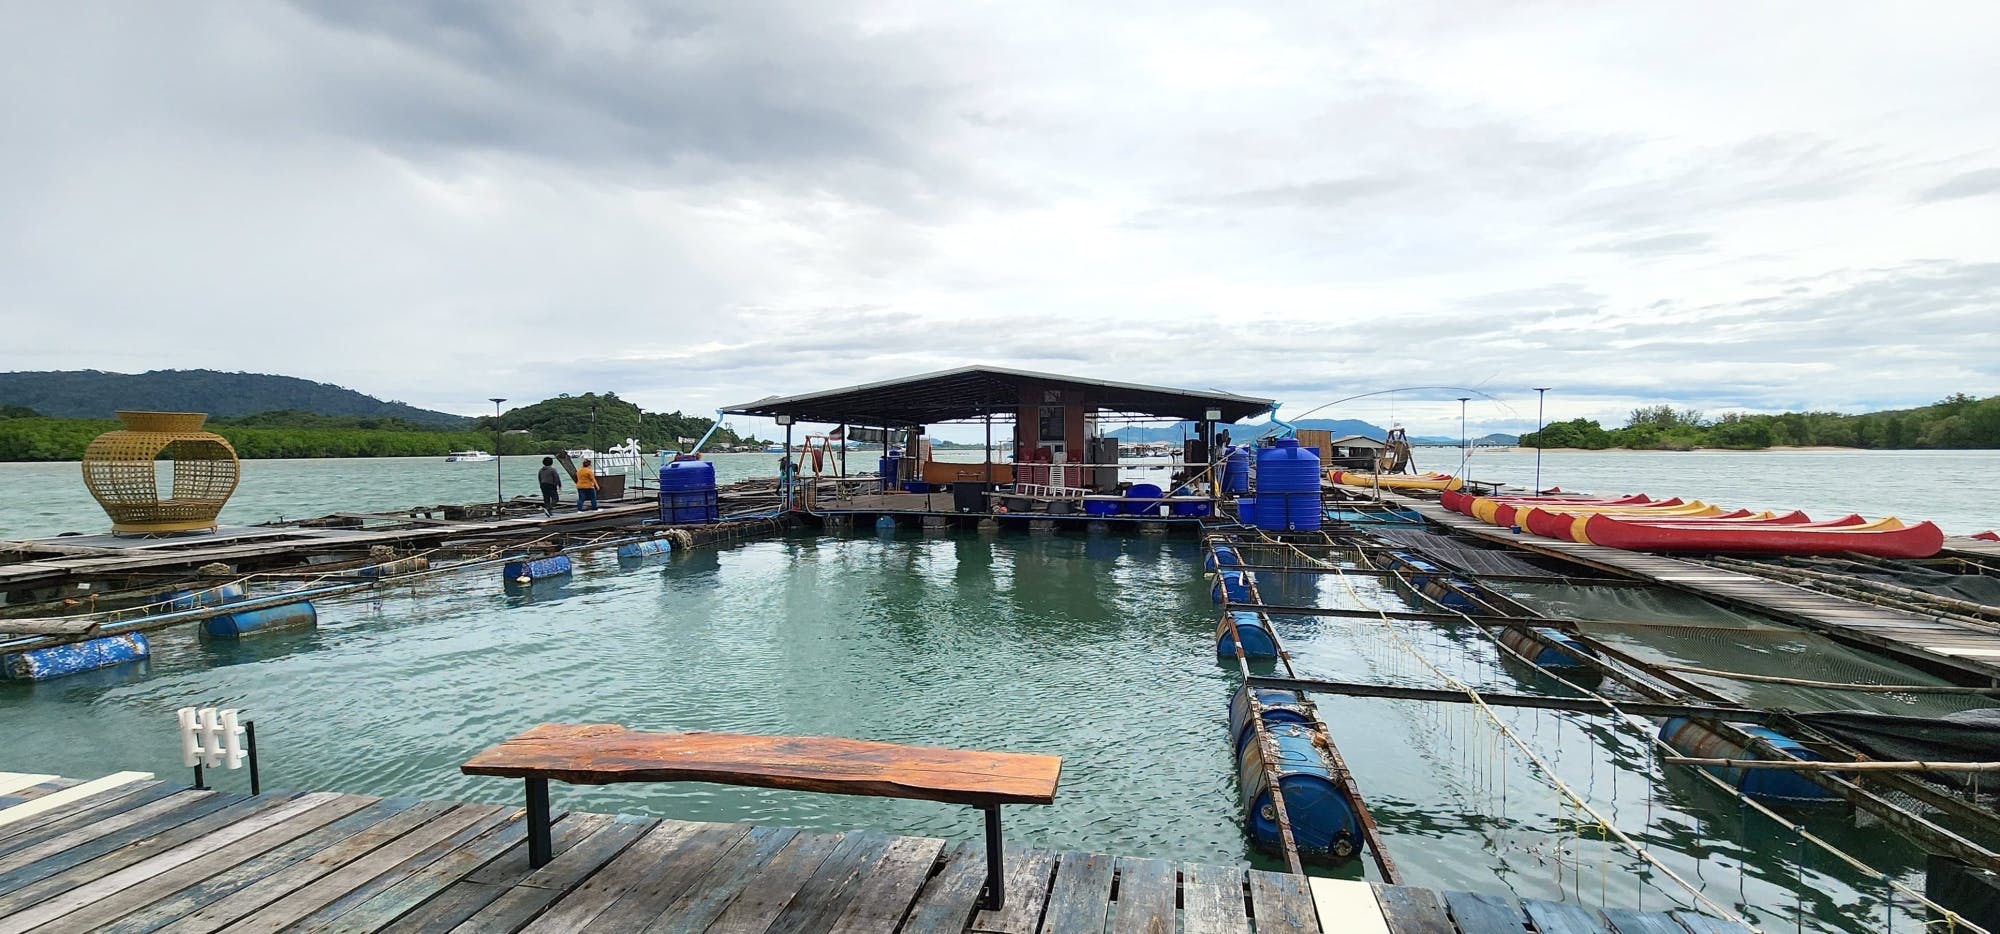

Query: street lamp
<box><xmin>489</xmin><ymin>398</ymin><xmax>506</xmax><ymax>509</ymax></box>
<box><xmin>1456</xmin><ymin>397</ymin><xmax>1470</xmax><ymax>482</ymax></box>
<box><xmin>1532</xmin><ymin>387</ymin><xmax>1552</xmax><ymax>494</ymax></box>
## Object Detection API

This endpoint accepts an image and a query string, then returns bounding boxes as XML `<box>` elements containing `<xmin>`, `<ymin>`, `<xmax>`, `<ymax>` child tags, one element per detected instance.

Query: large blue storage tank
<box><xmin>1254</xmin><ymin>439</ymin><xmax>1322</xmax><ymax>532</ymax></box>
<box><xmin>659</xmin><ymin>460</ymin><xmax>719</xmax><ymax>524</ymax></box>
<box><xmin>1222</xmin><ymin>446</ymin><xmax>1251</xmax><ymax>493</ymax></box>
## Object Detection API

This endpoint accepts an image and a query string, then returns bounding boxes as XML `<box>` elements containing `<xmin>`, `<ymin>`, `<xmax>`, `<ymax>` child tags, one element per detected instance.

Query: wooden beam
<box><xmin>1244</xmin><ymin>675</ymin><xmax>1779</xmax><ymax>723</ymax></box>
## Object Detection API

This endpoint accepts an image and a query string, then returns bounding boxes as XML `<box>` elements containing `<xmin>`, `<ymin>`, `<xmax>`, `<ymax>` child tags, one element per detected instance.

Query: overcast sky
<box><xmin>3</xmin><ymin>1</ymin><xmax>1996</xmax><ymax>438</ymax></box>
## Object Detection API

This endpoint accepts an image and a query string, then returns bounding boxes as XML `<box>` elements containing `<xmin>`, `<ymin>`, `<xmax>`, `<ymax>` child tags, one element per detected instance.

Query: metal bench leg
<box><xmin>983</xmin><ymin>804</ymin><xmax>1005</xmax><ymax>910</ymax></box>
<box><xmin>526</xmin><ymin>777</ymin><xmax>552</xmax><ymax>868</ymax></box>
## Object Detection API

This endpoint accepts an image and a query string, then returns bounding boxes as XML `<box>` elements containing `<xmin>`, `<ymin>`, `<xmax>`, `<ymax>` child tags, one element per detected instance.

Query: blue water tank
<box><xmin>1237</xmin><ymin>498</ymin><xmax>1257</xmax><ymax>526</ymax></box>
<box><xmin>1083</xmin><ymin>498</ymin><xmax>1120</xmax><ymax>516</ymax></box>
<box><xmin>879</xmin><ymin>449</ymin><xmax>903</xmax><ymax>491</ymax></box>
<box><xmin>1223</xmin><ymin>446</ymin><xmax>1251</xmax><ymax>493</ymax></box>
<box><xmin>659</xmin><ymin>460</ymin><xmax>719</xmax><ymax>524</ymax></box>
<box><xmin>203</xmin><ymin>601</ymin><xmax>318</xmax><ymax>640</ymax></box>
<box><xmin>1216</xmin><ymin>611</ymin><xmax>1278</xmax><ymax>659</ymax></box>
<box><xmin>2</xmin><ymin>634</ymin><xmax>149</xmax><ymax>681</ymax></box>
<box><xmin>1254</xmin><ymin>439</ymin><xmax>1322</xmax><ymax>532</ymax></box>
<box><xmin>1123</xmin><ymin>483</ymin><xmax>1164</xmax><ymax>515</ymax></box>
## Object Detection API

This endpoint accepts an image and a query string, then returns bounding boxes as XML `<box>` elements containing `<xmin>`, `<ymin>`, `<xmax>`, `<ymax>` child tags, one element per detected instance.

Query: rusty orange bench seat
<box><xmin>461</xmin><ymin>724</ymin><xmax>1062</xmax><ymax>909</ymax></box>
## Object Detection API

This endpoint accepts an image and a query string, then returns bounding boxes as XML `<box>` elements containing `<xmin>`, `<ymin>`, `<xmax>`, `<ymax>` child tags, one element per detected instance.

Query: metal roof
<box><xmin>720</xmin><ymin>365</ymin><xmax>1274</xmax><ymax>426</ymax></box>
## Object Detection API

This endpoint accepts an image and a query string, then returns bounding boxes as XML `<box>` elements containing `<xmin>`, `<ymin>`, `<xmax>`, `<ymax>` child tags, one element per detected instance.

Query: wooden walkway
<box><xmin>1387</xmin><ymin>494</ymin><xmax>2000</xmax><ymax>683</ymax></box>
<box><xmin>0</xmin><ymin>772</ymin><xmax>1748</xmax><ymax>933</ymax></box>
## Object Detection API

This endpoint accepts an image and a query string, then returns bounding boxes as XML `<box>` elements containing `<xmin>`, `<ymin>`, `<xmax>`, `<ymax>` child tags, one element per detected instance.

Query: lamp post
<box><xmin>1456</xmin><ymin>397</ymin><xmax>1470</xmax><ymax>482</ymax></box>
<box><xmin>489</xmin><ymin>398</ymin><xmax>506</xmax><ymax>509</ymax></box>
<box><xmin>1532</xmin><ymin>387</ymin><xmax>1551</xmax><ymax>494</ymax></box>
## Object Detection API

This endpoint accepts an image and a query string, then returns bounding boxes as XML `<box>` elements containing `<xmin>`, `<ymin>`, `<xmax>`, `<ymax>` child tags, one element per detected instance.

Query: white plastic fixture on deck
<box><xmin>176</xmin><ymin>706</ymin><xmax>247</xmax><ymax>770</ymax></box>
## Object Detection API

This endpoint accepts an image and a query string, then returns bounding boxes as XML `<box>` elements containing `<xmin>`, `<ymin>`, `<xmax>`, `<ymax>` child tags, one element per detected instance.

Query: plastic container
<box><xmin>659</xmin><ymin>460</ymin><xmax>720</xmax><ymax>524</ymax></box>
<box><xmin>1211</xmin><ymin>569</ymin><xmax>1251</xmax><ymax>604</ymax></box>
<box><xmin>165</xmin><ymin>583</ymin><xmax>246</xmax><ymax>612</ymax></box>
<box><xmin>504</xmin><ymin>554</ymin><xmax>573</xmax><ymax>582</ymax></box>
<box><xmin>1254</xmin><ymin>438</ymin><xmax>1322</xmax><ymax>531</ymax></box>
<box><xmin>1237</xmin><ymin>498</ymin><xmax>1257</xmax><ymax>525</ymax></box>
<box><xmin>1123</xmin><ymin>483</ymin><xmax>1165</xmax><ymax>515</ymax></box>
<box><xmin>1223</xmin><ymin>446</ymin><xmax>1251</xmax><ymax>493</ymax></box>
<box><xmin>2</xmin><ymin>633</ymin><xmax>149</xmax><ymax>681</ymax></box>
<box><xmin>1237</xmin><ymin>721</ymin><xmax>1363</xmax><ymax>861</ymax></box>
<box><xmin>203</xmin><ymin>601</ymin><xmax>317</xmax><ymax>640</ymax></box>
<box><xmin>1216</xmin><ymin>611</ymin><xmax>1278</xmax><ymax>659</ymax></box>
<box><xmin>1658</xmin><ymin>718</ymin><xmax>1842</xmax><ymax>804</ymax></box>
<box><xmin>1205</xmin><ymin>545</ymin><xmax>1241</xmax><ymax>570</ymax></box>
<box><xmin>1083</xmin><ymin>498</ymin><xmax>1121</xmax><ymax>516</ymax></box>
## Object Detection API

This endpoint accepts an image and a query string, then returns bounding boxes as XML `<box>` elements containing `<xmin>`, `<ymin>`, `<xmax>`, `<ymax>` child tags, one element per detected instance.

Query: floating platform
<box><xmin>0</xmin><ymin>770</ymin><xmax>1744</xmax><ymax>933</ymax></box>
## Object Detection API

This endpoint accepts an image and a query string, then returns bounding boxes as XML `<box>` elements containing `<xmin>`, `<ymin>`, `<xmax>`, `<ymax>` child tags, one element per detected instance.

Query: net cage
<box><xmin>80</xmin><ymin>411</ymin><xmax>241</xmax><ymax>534</ymax></box>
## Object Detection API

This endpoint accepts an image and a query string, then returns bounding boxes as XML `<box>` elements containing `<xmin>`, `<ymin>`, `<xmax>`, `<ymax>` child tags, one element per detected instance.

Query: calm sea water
<box><xmin>1</xmin><ymin>449</ymin><xmax>1989</xmax><ymax>931</ymax></box>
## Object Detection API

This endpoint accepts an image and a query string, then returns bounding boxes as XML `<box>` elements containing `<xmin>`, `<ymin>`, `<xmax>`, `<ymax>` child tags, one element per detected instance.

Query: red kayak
<box><xmin>1579</xmin><ymin>514</ymin><xmax>1945</xmax><ymax>558</ymax></box>
<box><xmin>1489</xmin><ymin>496</ymin><xmax>1668</xmax><ymax>528</ymax></box>
<box><xmin>1975</xmin><ymin>531</ymin><xmax>2000</xmax><ymax>542</ymax></box>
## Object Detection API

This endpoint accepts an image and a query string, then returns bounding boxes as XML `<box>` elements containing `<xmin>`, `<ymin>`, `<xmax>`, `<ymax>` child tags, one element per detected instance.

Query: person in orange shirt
<box><xmin>575</xmin><ymin>458</ymin><xmax>599</xmax><ymax>511</ymax></box>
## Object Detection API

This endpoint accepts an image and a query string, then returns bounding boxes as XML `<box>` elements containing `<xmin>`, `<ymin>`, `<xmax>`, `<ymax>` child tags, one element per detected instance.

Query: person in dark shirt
<box><xmin>537</xmin><ymin>457</ymin><xmax>561</xmax><ymax>516</ymax></box>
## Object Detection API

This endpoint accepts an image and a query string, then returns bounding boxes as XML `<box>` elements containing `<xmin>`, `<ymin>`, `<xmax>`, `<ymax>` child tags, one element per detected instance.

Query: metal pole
<box><xmin>984</xmin><ymin>412</ymin><xmax>992</xmax><ymax>485</ymax></box>
<box><xmin>192</xmin><ymin>763</ymin><xmax>205</xmax><ymax>790</ymax></box>
<box><xmin>783</xmin><ymin>422</ymin><xmax>794</xmax><ymax>510</ymax></box>
<box><xmin>246</xmin><ymin>720</ymin><xmax>261</xmax><ymax>795</ymax></box>
<box><xmin>1532</xmin><ymin>387</ymin><xmax>1551</xmax><ymax>493</ymax></box>
<box><xmin>489</xmin><ymin>397</ymin><xmax>507</xmax><ymax>509</ymax></box>
<box><xmin>1456</xmin><ymin>397</ymin><xmax>1470</xmax><ymax>481</ymax></box>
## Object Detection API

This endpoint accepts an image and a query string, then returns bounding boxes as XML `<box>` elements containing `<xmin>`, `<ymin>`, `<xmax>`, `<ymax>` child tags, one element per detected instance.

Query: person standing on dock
<box><xmin>778</xmin><ymin>454</ymin><xmax>795</xmax><ymax>510</ymax></box>
<box><xmin>537</xmin><ymin>457</ymin><xmax>561</xmax><ymax>516</ymax></box>
<box><xmin>576</xmin><ymin>458</ymin><xmax>599</xmax><ymax>511</ymax></box>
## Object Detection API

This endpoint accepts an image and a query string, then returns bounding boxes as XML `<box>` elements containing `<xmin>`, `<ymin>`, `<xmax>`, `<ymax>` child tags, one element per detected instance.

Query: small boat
<box><xmin>445</xmin><ymin>450</ymin><xmax>493</xmax><ymax>463</ymax></box>
<box><xmin>1579</xmin><ymin>513</ymin><xmax>1944</xmax><ymax>558</ymax></box>
<box><xmin>1328</xmin><ymin>470</ymin><xmax>1463</xmax><ymax>491</ymax></box>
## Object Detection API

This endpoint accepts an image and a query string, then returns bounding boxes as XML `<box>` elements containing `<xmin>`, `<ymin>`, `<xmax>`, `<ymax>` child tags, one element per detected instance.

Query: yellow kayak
<box><xmin>1328</xmin><ymin>470</ymin><xmax>1464</xmax><ymax>491</ymax></box>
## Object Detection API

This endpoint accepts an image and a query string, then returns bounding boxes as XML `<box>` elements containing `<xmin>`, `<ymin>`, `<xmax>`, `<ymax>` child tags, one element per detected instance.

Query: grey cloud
<box><xmin>1582</xmin><ymin>232</ymin><xmax>1714</xmax><ymax>256</ymax></box>
<box><xmin>1916</xmin><ymin>168</ymin><xmax>2000</xmax><ymax>203</ymax></box>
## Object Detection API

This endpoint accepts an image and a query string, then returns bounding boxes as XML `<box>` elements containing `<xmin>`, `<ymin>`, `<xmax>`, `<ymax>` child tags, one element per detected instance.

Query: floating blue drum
<box><xmin>202</xmin><ymin>601</ymin><xmax>317</xmax><ymax>640</ymax></box>
<box><xmin>1237</xmin><ymin>721</ymin><xmax>1363</xmax><ymax>861</ymax></box>
<box><xmin>616</xmin><ymin>538</ymin><xmax>674</xmax><ymax>563</ymax></box>
<box><xmin>1171</xmin><ymin>486</ymin><xmax>1213</xmax><ymax>516</ymax></box>
<box><xmin>1204</xmin><ymin>545</ymin><xmax>1241</xmax><ymax>571</ymax></box>
<box><xmin>1223</xmin><ymin>446</ymin><xmax>1251</xmax><ymax>493</ymax></box>
<box><xmin>1254</xmin><ymin>438</ymin><xmax>1322</xmax><ymax>532</ymax></box>
<box><xmin>879</xmin><ymin>449</ymin><xmax>902</xmax><ymax>491</ymax></box>
<box><xmin>2</xmin><ymin>633</ymin><xmax>149</xmax><ymax>681</ymax></box>
<box><xmin>504</xmin><ymin>554</ymin><xmax>573</xmax><ymax>583</ymax></box>
<box><xmin>1211</xmin><ymin>569</ymin><xmax>1251</xmax><ymax>604</ymax></box>
<box><xmin>1216</xmin><ymin>611</ymin><xmax>1278</xmax><ymax>659</ymax></box>
<box><xmin>659</xmin><ymin>460</ymin><xmax>720</xmax><ymax>524</ymax></box>
<box><xmin>1123</xmin><ymin>483</ymin><xmax>1165</xmax><ymax>516</ymax></box>
<box><xmin>1658</xmin><ymin>718</ymin><xmax>1843</xmax><ymax>805</ymax></box>
<box><xmin>165</xmin><ymin>583</ymin><xmax>246</xmax><ymax>611</ymax></box>
<box><xmin>1237</xmin><ymin>498</ymin><xmax>1257</xmax><ymax>526</ymax></box>
<box><xmin>1228</xmin><ymin>685</ymin><xmax>1316</xmax><ymax>755</ymax></box>
<box><xmin>1499</xmin><ymin>626</ymin><xmax>1597</xmax><ymax>670</ymax></box>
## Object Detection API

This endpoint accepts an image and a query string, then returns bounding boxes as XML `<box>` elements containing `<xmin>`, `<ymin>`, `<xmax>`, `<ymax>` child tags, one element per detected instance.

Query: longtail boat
<box><xmin>1578</xmin><ymin>513</ymin><xmax>1945</xmax><ymax>558</ymax></box>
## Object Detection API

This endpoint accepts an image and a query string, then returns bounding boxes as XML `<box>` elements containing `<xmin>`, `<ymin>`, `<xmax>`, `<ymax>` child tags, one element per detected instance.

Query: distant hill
<box><xmin>0</xmin><ymin>370</ymin><xmax>467</xmax><ymax>427</ymax></box>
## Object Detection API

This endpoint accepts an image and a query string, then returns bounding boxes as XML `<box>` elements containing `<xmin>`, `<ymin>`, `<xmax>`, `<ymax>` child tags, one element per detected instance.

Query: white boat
<box><xmin>445</xmin><ymin>450</ymin><xmax>493</xmax><ymax>463</ymax></box>
<box><xmin>567</xmin><ymin>439</ymin><xmax>646</xmax><ymax>473</ymax></box>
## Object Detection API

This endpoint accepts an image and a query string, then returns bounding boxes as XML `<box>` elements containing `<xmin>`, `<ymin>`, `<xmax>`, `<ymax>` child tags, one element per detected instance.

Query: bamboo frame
<box><xmin>80</xmin><ymin>412</ymin><xmax>240</xmax><ymax>534</ymax></box>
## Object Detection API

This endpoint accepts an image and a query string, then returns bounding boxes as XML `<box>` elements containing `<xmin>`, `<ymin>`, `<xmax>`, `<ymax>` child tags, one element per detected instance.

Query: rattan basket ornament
<box><xmin>81</xmin><ymin>411</ymin><xmax>241</xmax><ymax>534</ymax></box>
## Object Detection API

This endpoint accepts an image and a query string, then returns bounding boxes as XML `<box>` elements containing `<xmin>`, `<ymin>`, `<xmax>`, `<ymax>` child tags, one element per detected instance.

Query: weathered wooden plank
<box><xmin>0</xmin><ymin>786</ymin><xmax>211</xmax><ymax>871</ymax></box>
<box><xmin>1246</xmin><ymin>869</ymin><xmax>1317</xmax><ymax>934</ymax></box>
<box><xmin>463</xmin><ymin>725</ymin><xmax>1062</xmax><ymax>806</ymax></box>
<box><xmin>569</xmin><ymin>821</ymin><xmax>752</xmax><ymax>931</ymax></box>
<box><xmin>1038</xmin><ymin>850</ymin><xmax>1115</xmax><ymax>934</ymax></box>
<box><xmin>1521</xmin><ymin>897</ymin><xmax>1613</xmax><ymax>934</ymax></box>
<box><xmin>0</xmin><ymin>792</ymin><xmax>262</xmax><ymax>910</ymax></box>
<box><xmin>900</xmin><ymin>840</ymin><xmax>992</xmax><ymax>934</ymax></box>
<box><xmin>96</xmin><ymin>798</ymin><xmax>425</xmax><ymax>934</ymax></box>
<box><xmin>446</xmin><ymin>815</ymin><xmax>657</xmax><ymax>934</ymax></box>
<box><xmin>2</xmin><ymin>792</ymin><xmax>362</xmax><ymax>934</ymax></box>
<box><xmin>1372</xmin><ymin>885</ymin><xmax>1454</xmax><ymax>934</ymax></box>
<box><xmin>222</xmin><ymin>803</ymin><xmax>511</xmax><ymax>934</ymax></box>
<box><xmin>1108</xmin><ymin>856</ymin><xmax>1177</xmax><ymax>934</ymax></box>
<box><xmin>701</xmin><ymin>829</ymin><xmax>846</xmax><ymax>933</ymax></box>
<box><xmin>510</xmin><ymin>818</ymin><xmax>709</xmax><ymax>932</ymax></box>
<box><xmin>1308</xmin><ymin>878</ymin><xmax>1389</xmax><ymax>934</ymax></box>
<box><xmin>463</xmin><ymin>813</ymin><xmax>612</xmax><ymax>887</ymax></box>
<box><xmin>0</xmin><ymin>772</ymin><xmax>150</xmax><ymax>830</ymax></box>
<box><xmin>1601</xmin><ymin>906</ymin><xmax>1693</xmax><ymax>934</ymax></box>
<box><xmin>646</xmin><ymin>825</ymin><xmax>801</xmax><ymax>934</ymax></box>
<box><xmin>1442</xmin><ymin>890</ymin><xmax>1527</xmax><ymax>934</ymax></box>
<box><xmin>825</xmin><ymin>835</ymin><xmax>948</xmax><ymax>934</ymax></box>
<box><xmin>968</xmin><ymin>848</ymin><xmax>1057</xmax><ymax>934</ymax></box>
<box><xmin>1670</xmin><ymin>910</ymin><xmax>1757</xmax><ymax>934</ymax></box>
<box><xmin>1182</xmin><ymin>861</ymin><xmax>1248</xmax><ymax>934</ymax></box>
<box><xmin>764</xmin><ymin>830</ymin><xmax>897</xmax><ymax>934</ymax></box>
<box><xmin>0</xmin><ymin>781</ymin><xmax>178</xmax><ymax>854</ymax></box>
<box><xmin>307</xmin><ymin>806</ymin><xmax>549</xmax><ymax>934</ymax></box>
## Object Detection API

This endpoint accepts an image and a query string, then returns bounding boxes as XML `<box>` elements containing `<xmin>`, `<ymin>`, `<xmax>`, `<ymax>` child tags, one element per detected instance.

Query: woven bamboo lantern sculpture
<box><xmin>81</xmin><ymin>411</ymin><xmax>241</xmax><ymax>534</ymax></box>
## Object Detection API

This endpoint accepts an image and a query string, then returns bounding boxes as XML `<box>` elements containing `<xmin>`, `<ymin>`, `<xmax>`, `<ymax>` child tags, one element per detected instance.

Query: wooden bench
<box><xmin>461</xmin><ymin>724</ymin><xmax>1062</xmax><ymax>909</ymax></box>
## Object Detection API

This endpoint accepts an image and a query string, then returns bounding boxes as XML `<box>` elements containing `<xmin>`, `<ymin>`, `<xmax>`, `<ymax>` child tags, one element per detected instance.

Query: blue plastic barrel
<box><xmin>1499</xmin><ymin>626</ymin><xmax>1597</xmax><ymax>669</ymax></box>
<box><xmin>1216</xmin><ymin>611</ymin><xmax>1278</xmax><ymax>659</ymax></box>
<box><xmin>504</xmin><ymin>554</ymin><xmax>573</xmax><ymax>582</ymax></box>
<box><xmin>616</xmin><ymin>538</ymin><xmax>674</xmax><ymax>565</ymax></box>
<box><xmin>203</xmin><ymin>601</ymin><xmax>317</xmax><ymax>640</ymax></box>
<box><xmin>1227</xmin><ymin>686</ymin><xmax>1316</xmax><ymax>755</ymax></box>
<box><xmin>166</xmin><ymin>583</ymin><xmax>246</xmax><ymax>612</ymax></box>
<box><xmin>2</xmin><ymin>633</ymin><xmax>149</xmax><ymax>681</ymax></box>
<box><xmin>1211</xmin><ymin>569</ymin><xmax>1251</xmax><ymax>604</ymax></box>
<box><xmin>1204</xmin><ymin>545</ymin><xmax>1240</xmax><ymax>570</ymax></box>
<box><xmin>1237</xmin><ymin>722</ymin><xmax>1363</xmax><ymax>861</ymax></box>
<box><xmin>879</xmin><ymin>449</ymin><xmax>902</xmax><ymax>491</ymax></box>
<box><xmin>1123</xmin><ymin>483</ymin><xmax>1165</xmax><ymax>515</ymax></box>
<box><xmin>1083</xmin><ymin>498</ymin><xmax>1120</xmax><ymax>516</ymax></box>
<box><xmin>1237</xmin><ymin>498</ymin><xmax>1257</xmax><ymax>525</ymax></box>
<box><xmin>1254</xmin><ymin>438</ymin><xmax>1321</xmax><ymax>531</ymax></box>
<box><xmin>1223</xmin><ymin>446</ymin><xmax>1251</xmax><ymax>493</ymax></box>
<box><xmin>1658</xmin><ymin>718</ymin><xmax>1842</xmax><ymax>805</ymax></box>
<box><xmin>659</xmin><ymin>460</ymin><xmax>719</xmax><ymax>524</ymax></box>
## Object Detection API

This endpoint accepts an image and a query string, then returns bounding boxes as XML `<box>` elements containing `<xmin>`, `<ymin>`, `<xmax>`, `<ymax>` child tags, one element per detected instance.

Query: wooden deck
<box><xmin>0</xmin><ymin>772</ymin><xmax>1747</xmax><ymax>933</ymax></box>
<box><xmin>1387</xmin><ymin>494</ymin><xmax>2000</xmax><ymax>683</ymax></box>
